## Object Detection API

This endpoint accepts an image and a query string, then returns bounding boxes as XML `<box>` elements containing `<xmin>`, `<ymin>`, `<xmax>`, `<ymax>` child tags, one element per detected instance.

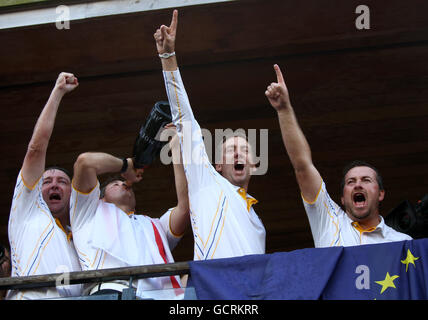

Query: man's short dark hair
<box><xmin>340</xmin><ymin>160</ymin><xmax>384</xmax><ymax>194</ymax></box>
<box><xmin>44</xmin><ymin>166</ymin><xmax>72</xmax><ymax>180</ymax></box>
<box><xmin>99</xmin><ymin>175</ymin><xmax>125</xmax><ymax>199</ymax></box>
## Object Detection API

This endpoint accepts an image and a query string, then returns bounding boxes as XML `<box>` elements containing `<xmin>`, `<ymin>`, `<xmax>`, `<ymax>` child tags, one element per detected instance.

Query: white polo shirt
<box><xmin>70</xmin><ymin>183</ymin><xmax>183</xmax><ymax>298</ymax></box>
<box><xmin>302</xmin><ymin>181</ymin><xmax>412</xmax><ymax>247</ymax></box>
<box><xmin>7</xmin><ymin>171</ymin><xmax>83</xmax><ymax>300</ymax></box>
<box><xmin>163</xmin><ymin>69</ymin><xmax>266</xmax><ymax>260</ymax></box>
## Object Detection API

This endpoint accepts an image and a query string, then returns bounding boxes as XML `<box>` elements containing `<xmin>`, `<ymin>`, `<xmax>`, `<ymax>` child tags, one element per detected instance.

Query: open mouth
<box><xmin>49</xmin><ymin>193</ymin><xmax>61</xmax><ymax>201</ymax></box>
<box><xmin>234</xmin><ymin>163</ymin><xmax>245</xmax><ymax>172</ymax></box>
<box><xmin>353</xmin><ymin>193</ymin><xmax>366</xmax><ymax>207</ymax></box>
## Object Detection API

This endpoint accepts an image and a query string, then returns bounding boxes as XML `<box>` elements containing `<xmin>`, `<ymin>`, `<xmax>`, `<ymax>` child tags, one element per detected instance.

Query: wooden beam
<box><xmin>0</xmin><ymin>261</ymin><xmax>190</xmax><ymax>290</ymax></box>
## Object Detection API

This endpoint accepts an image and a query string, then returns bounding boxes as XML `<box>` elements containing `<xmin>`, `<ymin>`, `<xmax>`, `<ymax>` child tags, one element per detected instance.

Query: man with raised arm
<box><xmin>265</xmin><ymin>64</ymin><xmax>412</xmax><ymax>247</ymax></box>
<box><xmin>154</xmin><ymin>10</ymin><xmax>265</xmax><ymax>260</ymax></box>
<box><xmin>8</xmin><ymin>73</ymin><xmax>83</xmax><ymax>300</ymax></box>
<box><xmin>70</xmin><ymin>125</ymin><xmax>189</xmax><ymax>299</ymax></box>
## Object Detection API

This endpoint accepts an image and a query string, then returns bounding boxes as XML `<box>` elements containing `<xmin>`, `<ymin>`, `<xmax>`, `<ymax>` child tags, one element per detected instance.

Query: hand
<box><xmin>54</xmin><ymin>72</ymin><xmax>79</xmax><ymax>94</ymax></box>
<box><xmin>164</xmin><ymin>122</ymin><xmax>178</xmax><ymax>147</ymax></box>
<box><xmin>154</xmin><ymin>9</ymin><xmax>178</xmax><ymax>54</ymax></box>
<box><xmin>122</xmin><ymin>158</ymin><xmax>144</xmax><ymax>186</ymax></box>
<box><xmin>265</xmin><ymin>64</ymin><xmax>291</xmax><ymax>112</ymax></box>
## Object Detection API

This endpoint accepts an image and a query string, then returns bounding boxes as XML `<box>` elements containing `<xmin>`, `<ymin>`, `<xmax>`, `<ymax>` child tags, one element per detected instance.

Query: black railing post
<box><xmin>121</xmin><ymin>276</ymin><xmax>136</xmax><ymax>300</ymax></box>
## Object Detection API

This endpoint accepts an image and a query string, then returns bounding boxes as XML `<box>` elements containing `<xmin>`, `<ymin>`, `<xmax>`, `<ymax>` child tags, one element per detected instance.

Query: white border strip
<box><xmin>0</xmin><ymin>0</ymin><xmax>235</xmax><ymax>29</ymax></box>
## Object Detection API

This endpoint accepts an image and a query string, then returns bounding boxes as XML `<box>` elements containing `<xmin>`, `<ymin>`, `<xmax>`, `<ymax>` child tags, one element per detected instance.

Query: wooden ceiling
<box><xmin>1</xmin><ymin>0</ymin><xmax>428</xmax><ymax>262</ymax></box>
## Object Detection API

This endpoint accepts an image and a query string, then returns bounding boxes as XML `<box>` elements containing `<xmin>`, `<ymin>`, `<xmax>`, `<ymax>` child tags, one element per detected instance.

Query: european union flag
<box><xmin>188</xmin><ymin>239</ymin><xmax>428</xmax><ymax>299</ymax></box>
<box><xmin>323</xmin><ymin>238</ymin><xmax>428</xmax><ymax>299</ymax></box>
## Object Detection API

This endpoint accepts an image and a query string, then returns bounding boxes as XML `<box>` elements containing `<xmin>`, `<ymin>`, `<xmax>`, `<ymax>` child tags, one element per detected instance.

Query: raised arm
<box><xmin>154</xmin><ymin>9</ymin><xmax>193</xmax><ymax>127</ymax></box>
<box><xmin>164</xmin><ymin>124</ymin><xmax>189</xmax><ymax>236</ymax></box>
<box><xmin>22</xmin><ymin>72</ymin><xmax>78</xmax><ymax>188</ymax></box>
<box><xmin>73</xmin><ymin>153</ymin><xmax>142</xmax><ymax>193</ymax></box>
<box><xmin>265</xmin><ymin>64</ymin><xmax>322</xmax><ymax>202</ymax></box>
<box><xmin>154</xmin><ymin>9</ymin><xmax>214</xmax><ymax>195</ymax></box>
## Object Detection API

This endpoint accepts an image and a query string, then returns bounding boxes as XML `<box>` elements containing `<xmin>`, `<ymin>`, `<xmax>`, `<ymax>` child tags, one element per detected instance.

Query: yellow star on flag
<box><xmin>375</xmin><ymin>272</ymin><xmax>399</xmax><ymax>294</ymax></box>
<box><xmin>401</xmin><ymin>249</ymin><xmax>420</xmax><ymax>272</ymax></box>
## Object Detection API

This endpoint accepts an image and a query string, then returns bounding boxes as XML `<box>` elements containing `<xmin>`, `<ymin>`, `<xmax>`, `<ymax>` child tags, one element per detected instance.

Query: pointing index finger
<box><xmin>170</xmin><ymin>9</ymin><xmax>178</xmax><ymax>32</ymax></box>
<box><xmin>274</xmin><ymin>64</ymin><xmax>285</xmax><ymax>85</ymax></box>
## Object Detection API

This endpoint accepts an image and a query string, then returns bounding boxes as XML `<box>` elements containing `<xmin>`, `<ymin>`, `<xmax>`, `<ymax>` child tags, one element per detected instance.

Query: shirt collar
<box><xmin>376</xmin><ymin>216</ymin><xmax>388</xmax><ymax>237</ymax></box>
<box><xmin>54</xmin><ymin>218</ymin><xmax>73</xmax><ymax>242</ymax></box>
<box><xmin>126</xmin><ymin>210</ymin><xmax>135</xmax><ymax>217</ymax></box>
<box><xmin>236</xmin><ymin>187</ymin><xmax>258</xmax><ymax>212</ymax></box>
<box><xmin>350</xmin><ymin>215</ymin><xmax>387</xmax><ymax>237</ymax></box>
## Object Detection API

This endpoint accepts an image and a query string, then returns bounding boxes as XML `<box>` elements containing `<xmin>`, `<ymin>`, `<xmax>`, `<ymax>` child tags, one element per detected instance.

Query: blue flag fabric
<box><xmin>188</xmin><ymin>239</ymin><xmax>428</xmax><ymax>300</ymax></box>
<box><xmin>187</xmin><ymin>254</ymin><xmax>271</xmax><ymax>300</ymax></box>
<box><xmin>323</xmin><ymin>239</ymin><xmax>428</xmax><ymax>300</ymax></box>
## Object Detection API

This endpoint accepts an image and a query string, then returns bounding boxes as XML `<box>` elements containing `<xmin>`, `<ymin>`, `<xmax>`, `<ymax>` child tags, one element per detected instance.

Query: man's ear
<box><xmin>215</xmin><ymin>163</ymin><xmax>222</xmax><ymax>173</ymax></box>
<box><xmin>379</xmin><ymin>189</ymin><xmax>385</xmax><ymax>202</ymax></box>
<box><xmin>341</xmin><ymin>195</ymin><xmax>345</xmax><ymax>206</ymax></box>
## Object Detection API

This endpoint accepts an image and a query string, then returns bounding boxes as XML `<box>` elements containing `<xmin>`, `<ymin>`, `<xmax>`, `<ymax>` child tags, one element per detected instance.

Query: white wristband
<box><xmin>158</xmin><ymin>52</ymin><xmax>176</xmax><ymax>59</ymax></box>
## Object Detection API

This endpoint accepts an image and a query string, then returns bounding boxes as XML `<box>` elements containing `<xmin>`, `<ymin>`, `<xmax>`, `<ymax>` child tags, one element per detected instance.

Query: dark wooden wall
<box><xmin>1</xmin><ymin>0</ymin><xmax>428</xmax><ymax>262</ymax></box>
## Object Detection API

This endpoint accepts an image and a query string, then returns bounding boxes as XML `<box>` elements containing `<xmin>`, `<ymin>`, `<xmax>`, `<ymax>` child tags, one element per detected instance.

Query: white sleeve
<box><xmin>70</xmin><ymin>182</ymin><xmax>100</xmax><ymax>232</ymax></box>
<box><xmin>158</xmin><ymin>208</ymin><xmax>182</xmax><ymax>250</ymax></box>
<box><xmin>9</xmin><ymin>170</ymin><xmax>45</xmax><ymax>223</ymax></box>
<box><xmin>162</xmin><ymin>69</ymin><xmax>218</xmax><ymax>195</ymax></box>
<box><xmin>302</xmin><ymin>181</ymin><xmax>342</xmax><ymax>247</ymax></box>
